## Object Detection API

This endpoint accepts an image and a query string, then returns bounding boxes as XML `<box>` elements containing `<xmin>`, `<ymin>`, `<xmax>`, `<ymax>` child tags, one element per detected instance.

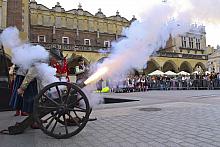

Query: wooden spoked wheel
<box><xmin>33</xmin><ymin>82</ymin><xmax>90</xmax><ymax>139</ymax></box>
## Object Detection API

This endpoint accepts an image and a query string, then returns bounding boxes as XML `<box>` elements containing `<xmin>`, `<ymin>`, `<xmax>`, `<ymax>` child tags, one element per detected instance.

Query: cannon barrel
<box><xmin>78</xmin><ymin>81</ymin><xmax>86</xmax><ymax>89</ymax></box>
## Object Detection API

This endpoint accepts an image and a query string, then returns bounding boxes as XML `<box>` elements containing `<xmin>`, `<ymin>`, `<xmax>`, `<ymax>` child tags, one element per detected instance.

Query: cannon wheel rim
<box><xmin>33</xmin><ymin>82</ymin><xmax>90</xmax><ymax>139</ymax></box>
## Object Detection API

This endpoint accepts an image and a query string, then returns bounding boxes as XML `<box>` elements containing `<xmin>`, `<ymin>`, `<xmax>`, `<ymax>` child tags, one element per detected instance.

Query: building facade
<box><xmin>0</xmin><ymin>0</ymin><xmax>213</xmax><ymax>75</ymax></box>
<box><xmin>29</xmin><ymin>1</ymin><xmax>131</xmax><ymax>49</ymax></box>
<box><xmin>145</xmin><ymin>24</ymin><xmax>211</xmax><ymax>74</ymax></box>
<box><xmin>208</xmin><ymin>47</ymin><xmax>220</xmax><ymax>73</ymax></box>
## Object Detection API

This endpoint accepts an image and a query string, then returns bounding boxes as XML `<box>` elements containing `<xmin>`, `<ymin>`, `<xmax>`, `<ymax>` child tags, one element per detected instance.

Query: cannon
<box><xmin>3</xmin><ymin>81</ymin><xmax>91</xmax><ymax>139</ymax></box>
<box><xmin>33</xmin><ymin>81</ymin><xmax>91</xmax><ymax>139</ymax></box>
<box><xmin>0</xmin><ymin>46</ymin><xmax>93</xmax><ymax>139</ymax></box>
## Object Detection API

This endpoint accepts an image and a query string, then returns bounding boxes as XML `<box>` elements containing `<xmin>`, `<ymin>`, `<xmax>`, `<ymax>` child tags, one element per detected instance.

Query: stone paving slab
<box><xmin>1</xmin><ymin>91</ymin><xmax>220</xmax><ymax>147</ymax></box>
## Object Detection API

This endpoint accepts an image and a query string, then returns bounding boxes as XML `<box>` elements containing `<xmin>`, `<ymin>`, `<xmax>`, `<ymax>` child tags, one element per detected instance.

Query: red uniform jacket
<box><xmin>52</xmin><ymin>58</ymin><xmax>70</xmax><ymax>82</ymax></box>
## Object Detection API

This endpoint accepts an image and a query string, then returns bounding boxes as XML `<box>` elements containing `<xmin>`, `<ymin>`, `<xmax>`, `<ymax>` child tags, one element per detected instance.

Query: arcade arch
<box><xmin>143</xmin><ymin>59</ymin><xmax>160</xmax><ymax>75</ymax></box>
<box><xmin>162</xmin><ymin>60</ymin><xmax>178</xmax><ymax>73</ymax></box>
<box><xmin>97</xmin><ymin>57</ymin><xmax>108</xmax><ymax>63</ymax></box>
<box><xmin>67</xmin><ymin>55</ymin><xmax>89</xmax><ymax>75</ymax></box>
<box><xmin>194</xmin><ymin>62</ymin><xmax>206</xmax><ymax>73</ymax></box>
<box><xmin>179</xmin><ymin>61</ymin><xmax>193</xmax><ymax>73</ymax></box>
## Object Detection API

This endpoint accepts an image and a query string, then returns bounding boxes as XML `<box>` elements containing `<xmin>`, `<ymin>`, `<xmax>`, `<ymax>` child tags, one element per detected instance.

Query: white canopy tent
<box><xmin>177</xmin><ymin>71</ymin><xmax>190</xmax><ymax>76</ymax></box>
<box><xmin>164</xmin><ymin>71</ymin><xmax>177</xmax><ymax>76</ymax></box>
<box><xmin>148</xmin><ymin>70</ymin><xmax>164</xmax><ymax>76</ymax></box>
<box><xmin>192</xmin><ymin>71</ymin><xmax>199</xmax><ymax>74</ymax></box>
<box><xmin>205</xmin><ymin>71</ymin><xmax>211</xmax><ymax>75</ymax></box>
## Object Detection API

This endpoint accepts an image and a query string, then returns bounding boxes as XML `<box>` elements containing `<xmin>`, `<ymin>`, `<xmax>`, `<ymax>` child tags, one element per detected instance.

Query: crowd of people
<box><xmin>97</xmin><ymin>73</ymin><xmax>220</xmax><ymax>93</ymax></box>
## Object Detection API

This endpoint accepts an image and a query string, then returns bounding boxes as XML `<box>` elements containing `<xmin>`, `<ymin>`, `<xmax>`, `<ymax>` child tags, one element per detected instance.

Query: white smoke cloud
<box><xmin>188</xmin><ymin>0</ymin><xmax>220</xmax><ymax>24</ymax></box>
<box><xmin>82</xmin><ymin>84</ymin><xmax>104</xmax><ymax>107</ymax></box>
<box><xmin>12</xmin><ymin>44</ymin><xmax>49</xmax><ymax>69</ymax></box>
<box><xmin>87</xmin><ymin>0</ymin><xmax>220</xmax><ymax>86</ymax></box>
<box><xmin>34</xmin><ymin>63</ymin><xmax>59</xmax><ymax>87</ymax></box>
<box><xmin>0</xmin><ymin>27</ymin><xmax>49</xmax><ymax>70</ymax></box>
<box><xmin>0</xmin><ymin>27</ymin><xmax>59</xmax><ymax>87</ymax></box>
<box><xmin>164</xmin><ymin>0</ymin><xmax>220</xmax><ymax>48</ymax></box>
<box><xmin>0</xmin><ymin>27</ymin><xmax>21</xmax><ymax>49</ymax></box>
<box><xmin>89</xmin><ymin>2</ymin><xmax>191</xmax><ymax>82</ymax></box>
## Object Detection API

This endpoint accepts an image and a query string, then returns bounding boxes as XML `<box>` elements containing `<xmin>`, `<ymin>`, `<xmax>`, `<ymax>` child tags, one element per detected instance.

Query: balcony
<box><xmin>31</xmin><ymin>42</ymin><xmax>111</xmax><ymax>53</ymax></box>
<box><xmin>179</xmin><ymin>47</ymin><xmax>205</xmax><ymax>51</ymax></box>
<box><xmin>155</xmin><ymin>51</ymin><xmax>208</xmax><ymax>60</ymax></box>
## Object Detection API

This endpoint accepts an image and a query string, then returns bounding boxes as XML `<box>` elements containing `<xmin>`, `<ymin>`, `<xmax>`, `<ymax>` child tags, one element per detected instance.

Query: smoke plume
<box><xmin>35</xmin><ymin>63</ymin><xmax>59</xmax><ymax>87</ymax></box>
<box><xmin>0</xmin><ymin>27</ymin><xmax>59</xmax><ymax>86</ymax></box>
<box><xmin>12</xmin><ymin>44</ymin><xmax>49</xmax><ymax>69</ymax></box>
<box><xmin>0</xmin><ymin>27</ymin><xmax>22</xmax><ymax>49</ymax></box>
<box><xmin>188</xmin><ymin>0</ymin><xmax>220</xmax><ymax>24</ymax></box>
<box><xmin>85</xmin><ymin>1</ymin><xmax>191</xmax><ymax>85</ymax></box>
<box><xmin>86</xmin><ymin>0</ymin><xmax>220</xmax><ymax>86</ymax></box>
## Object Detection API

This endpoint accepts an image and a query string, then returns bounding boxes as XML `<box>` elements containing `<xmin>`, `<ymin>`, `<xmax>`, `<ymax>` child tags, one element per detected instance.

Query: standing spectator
<box><xmin>11</xmin><ymin>65</ymin><xmax>38</xmax><ymax>116</ymax></box>
<box><xmin>96</xmin><ymin>79</ymin><xmax>103</xmax><ymax>92</ymax></box>
<box><xmin>217</xmin><ymin>73</ymin><xmax>220</xmax><ymax>88</ymax></box>
<box><xmin>141</xmin><ymin>75</ymin><xmax>146</xmax><ymax>91</ymax></box>
<box><xmin>75</xmin><ymin>57</ymin><xmax>88</xmax><ymax>84</ymax></box>
<box><xmin>9</xmin><ymin>65</ymin><xmax>24</xmax><ymax>116</ymax></box>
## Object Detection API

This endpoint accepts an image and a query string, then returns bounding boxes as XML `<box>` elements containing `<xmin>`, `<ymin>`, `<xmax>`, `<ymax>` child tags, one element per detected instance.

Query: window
<box><xmin>196</xmin><ymin>39</ymin><xmax>201</xmax><ymax>49</ymax></box>
<box><xmin>62</xmin><ymin>37</ymin><xmax>69</xmax><ymax>44</ymax></box>
<box><xmin>181</xmin><ymin>36</ymin><xmax>186</xmax><ymax>48</ymax></box>
<box><xmin>84</xmin><ymin>39</ymin><xmax>91</xmax><ymax>46</ymax></box>
<box><xmin>104</xmin><ymin>41</ymin><xmax>110</xmax><ymax>47</ymax></box>
<box><xmin>38</xmin><ymin>35</ymin><xmax>46</xmax><ymax>42</ymax></box>
<box><xmin>189</xmin><ymin>37</ymin><xmax>194</xmax><ymax>48</ymax></box>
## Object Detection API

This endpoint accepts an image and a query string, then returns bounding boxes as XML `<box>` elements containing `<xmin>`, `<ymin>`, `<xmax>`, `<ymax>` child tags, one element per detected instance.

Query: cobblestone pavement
<box><xmin>1</xmin><ymin>90</ymin><xmax>220</xmax><ymax>147</ymax></box>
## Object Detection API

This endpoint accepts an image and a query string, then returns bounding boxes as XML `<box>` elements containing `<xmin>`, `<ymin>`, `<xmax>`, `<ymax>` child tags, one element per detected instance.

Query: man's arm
<box><xmin>17</xmin><ymin>67</ymin><xmax>37</xmax><ymax>95</ymax></box>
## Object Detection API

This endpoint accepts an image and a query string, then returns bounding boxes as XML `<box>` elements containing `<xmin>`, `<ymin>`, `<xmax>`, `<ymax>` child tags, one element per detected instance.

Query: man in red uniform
<box><xmin>49</xmin><ymin>48</ymin><xmax>69</xmax><ymax>82</ymax></box>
